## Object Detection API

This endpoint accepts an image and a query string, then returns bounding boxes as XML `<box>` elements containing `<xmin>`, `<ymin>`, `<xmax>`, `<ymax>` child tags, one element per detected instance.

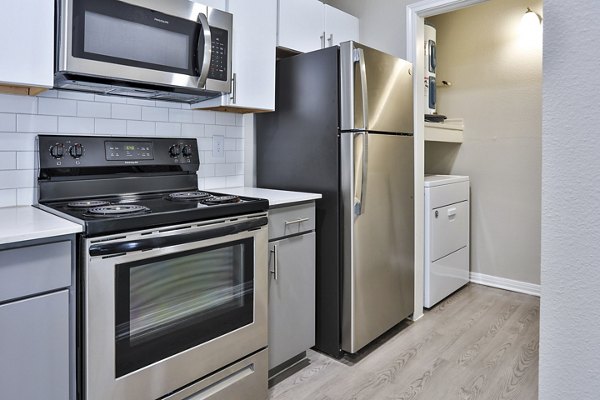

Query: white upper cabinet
<box><xmin>0</xmin><ymin>0</ymin><xmax>54</xmax><ymax>95</ymax></box>
<box><xmin>193</xmin><ymin>0</ymin><xmax>277</xmax><ymax>112</ymax></box>
<box><xmin>193</xmin><ymin>0</ymin><xmax>227</xmax><ymax>9</ymax></box>
<box><xmin>277</xmin><ymin>1</ymin><xmax>359</xmax><ymax>53</ymax></box>
<box><xmin>323</xmin><ymin>4</ymin><xmax>359</xmax><ymax>47</ymax></box>
<box><xmin>278</xmin><ymin>0</ymin><xmax>325</xmax><ymax>53</ymax></box>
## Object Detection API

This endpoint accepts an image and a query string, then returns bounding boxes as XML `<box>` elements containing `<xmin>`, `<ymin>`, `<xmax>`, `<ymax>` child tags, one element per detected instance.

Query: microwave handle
<box><xmin>197</xmin><ymin>12</ymin><xmax>212</xmax><ymax>88</ymax></box>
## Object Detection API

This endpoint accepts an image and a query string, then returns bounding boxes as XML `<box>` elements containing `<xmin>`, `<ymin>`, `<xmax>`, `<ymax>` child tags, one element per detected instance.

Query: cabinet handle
<box><xmin>284</xmin><ymin>217</ymin><xmax>309</xmax><ymax>226</ymax></box>
<box><xmin>328</xmin><ymin>33</ymin><xmax>333</xmax><ymax>46</ymax></box>
<box><xmin>230</xmin><ymin>72</ymin><xmax>237</xmax><ymax>104</ymax></box>
<box><xmin>270</xmin><ymin>244</ymin><xmax>278</xmax><ymax>280</ymax></box>
<box><xmin>320</xmin><ymin>32</ymin><xmax>326</xmax><ymax>48</ymax></box>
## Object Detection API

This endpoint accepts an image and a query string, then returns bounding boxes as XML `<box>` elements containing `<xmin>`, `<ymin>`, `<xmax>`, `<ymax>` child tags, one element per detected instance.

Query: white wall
<box><xmin>0</xmin><ymin>91</ymin><xmax>245</xmax><ymax>206</ymax></box>
<box><xmin>540</xmin><ymin>0</ymin><xmax>600</xmax><ymax>397</ymax></box>
<box><xmin>425</xmin><ymin>0</ymin><xmax>542</xmax><ymax>285</ymax></box>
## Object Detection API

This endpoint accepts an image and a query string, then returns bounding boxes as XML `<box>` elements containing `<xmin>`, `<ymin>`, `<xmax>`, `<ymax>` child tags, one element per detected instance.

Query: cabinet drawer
<box><xmin>430</xmin><ymin>201</ymin><xmax>469</xmax><ymax>262</ymax></box>
<box><xmin>268</xmin><ymin>203</ymin><xmax>316</xmax><ymax>240</ymax></box>
<box><xmin>426</xmin><ymin>181</ymin><xmax>469</xmax><ymax>209</ymax></box>
<box><xmin>0</xmin><ymin>241</ymin><xmax>71</xmax><ymax>303</ymax></box>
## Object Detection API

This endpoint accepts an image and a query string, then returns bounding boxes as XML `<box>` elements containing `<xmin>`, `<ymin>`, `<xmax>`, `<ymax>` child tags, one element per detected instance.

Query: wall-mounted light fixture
<box><xmin>519</xmin><ymin>7</ymin><xmax>543</xmax><ymax>46</ymax></box>
<box><xmin>522</xmin><ymin>7</ymin><xmax>543</xmax><ymax>26</ymax></box>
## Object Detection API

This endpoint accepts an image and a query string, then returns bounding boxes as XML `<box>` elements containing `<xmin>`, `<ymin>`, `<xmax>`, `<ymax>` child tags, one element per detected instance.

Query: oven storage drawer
<box><xmin>163</xmin><ymin>349</ymin><xmax>268</xmax><ymax>400</ymax></box>
<box><xmin>0</xmin><ymin>241</ymin><xmax>71</xmax><ymax>303</ymax></box>
<box><xmin>268</xmin><ymin>203</ymin><xmax>316</xmax><ymax>239</ymax></box>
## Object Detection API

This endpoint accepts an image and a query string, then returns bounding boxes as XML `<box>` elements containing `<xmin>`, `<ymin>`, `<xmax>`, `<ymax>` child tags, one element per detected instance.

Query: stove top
<box><xmin>39</xmin><ymin>190</ymin><xmax>268</xmax><ymax>236</ymax></box>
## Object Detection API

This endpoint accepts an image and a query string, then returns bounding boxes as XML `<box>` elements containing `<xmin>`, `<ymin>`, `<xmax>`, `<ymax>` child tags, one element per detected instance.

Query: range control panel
<box><xmin>38</xmin><ymin>135</ymin><xmax>199</xmax><ymax>171</ymax></box>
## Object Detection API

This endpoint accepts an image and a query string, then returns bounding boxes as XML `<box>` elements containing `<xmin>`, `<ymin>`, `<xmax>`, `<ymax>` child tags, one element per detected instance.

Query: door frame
<box><xmin>406</xmin><ymin>0</ymin><xmax>487</xmax><ymax>320</ymax></box>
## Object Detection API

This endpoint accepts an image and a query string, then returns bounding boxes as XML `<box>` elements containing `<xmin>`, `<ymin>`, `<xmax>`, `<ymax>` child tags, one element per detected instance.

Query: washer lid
<box><xmin>424</xmin><ymin>174</ymin><xmax>470</xmax><ymax>187</ymax></box>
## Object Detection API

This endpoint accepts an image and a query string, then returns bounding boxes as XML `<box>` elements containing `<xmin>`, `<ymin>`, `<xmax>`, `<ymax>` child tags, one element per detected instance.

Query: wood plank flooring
<box><xmin>269</xmin><ymin>284</ymin><xmax>539</xmax><ymax>400</ymax></box>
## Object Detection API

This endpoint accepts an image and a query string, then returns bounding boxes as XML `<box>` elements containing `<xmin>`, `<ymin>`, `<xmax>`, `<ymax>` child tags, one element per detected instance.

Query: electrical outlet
<box><xmin>212</xmin><ymin>135</ymin><xmax>224</xmax><ymax>158</ymax></box>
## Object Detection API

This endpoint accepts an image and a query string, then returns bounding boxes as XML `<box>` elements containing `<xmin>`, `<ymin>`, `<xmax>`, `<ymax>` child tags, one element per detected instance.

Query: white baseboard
<box><xmin>470</xmin><ymin>272</ymin><xmax>540</xmax><ymax>297</ymax></box>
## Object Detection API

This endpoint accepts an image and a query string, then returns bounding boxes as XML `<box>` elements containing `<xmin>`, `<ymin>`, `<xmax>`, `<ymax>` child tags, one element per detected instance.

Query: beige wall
<box><xmin>425</xmin><ymin>0</ymin><xmax>542</xmax><ymax>284</ymax></box>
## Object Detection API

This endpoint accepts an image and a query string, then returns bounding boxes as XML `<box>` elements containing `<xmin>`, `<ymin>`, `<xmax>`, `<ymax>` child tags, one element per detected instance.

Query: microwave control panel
<box><xmin>208</xmin><ymin>27</ymin><xmax>228</xmax><ymax>81</ymax></box>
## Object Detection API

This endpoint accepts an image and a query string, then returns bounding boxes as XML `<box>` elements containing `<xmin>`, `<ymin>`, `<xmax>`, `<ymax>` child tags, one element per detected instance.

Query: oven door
<box><xmin>83</xmin><ymin>215</ymin><xmax>267</xmax><ymax>400</ymax></box>
<box><xmin>58</xmin><ymin>0</ymin><xmax>232</xmax><ymax>93</ymax></box>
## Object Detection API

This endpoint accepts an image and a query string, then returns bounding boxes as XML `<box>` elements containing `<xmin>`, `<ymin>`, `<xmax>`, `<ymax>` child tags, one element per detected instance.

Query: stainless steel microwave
<box><xmin>55</xmin><ymin>0</ymin><xmax>232</xmax><ymax>103</ymax></box>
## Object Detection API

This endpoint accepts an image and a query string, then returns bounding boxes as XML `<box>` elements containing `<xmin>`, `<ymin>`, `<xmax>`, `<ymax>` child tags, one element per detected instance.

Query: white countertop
<box><xmin>0</xmin><ymin>206</ymin><xmax>82</xmax><ymax>246</ymax></box>
<box><xmin>213</xmin><ymin>187</ymin><xmax>322</xmax><ymax>207</ymax></box>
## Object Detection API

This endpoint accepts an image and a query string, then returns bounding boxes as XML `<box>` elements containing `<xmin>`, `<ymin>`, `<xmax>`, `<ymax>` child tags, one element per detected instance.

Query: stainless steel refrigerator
<box><xmin>256</xmin><ymin>41</ymin><xmax>414</xmax><ymax>356</ymax></box>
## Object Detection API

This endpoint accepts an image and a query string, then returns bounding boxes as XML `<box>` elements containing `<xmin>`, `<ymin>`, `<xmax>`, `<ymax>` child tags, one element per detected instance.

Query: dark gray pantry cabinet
<box><xmin>267</xmin><ymin>202</ymin><xmax>316</xmax><ymax>379</ymax></box>
<box><xmin>0</xmin><ymin>236</ymin><xmax>75</xmax><ymax>400</ymax></box>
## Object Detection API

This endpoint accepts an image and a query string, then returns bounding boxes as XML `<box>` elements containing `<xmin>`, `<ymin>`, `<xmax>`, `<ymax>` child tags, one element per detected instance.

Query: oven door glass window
<box><xmin>114</xmin><ymin>238</ymin><xmax>254</xmax><ymax>377</ymax></box>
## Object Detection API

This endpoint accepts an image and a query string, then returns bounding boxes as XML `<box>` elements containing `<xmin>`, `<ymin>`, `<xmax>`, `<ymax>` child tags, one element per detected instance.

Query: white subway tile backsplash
<box><xmin>224</xmin><ymin>138</ymin><xmax>236</xmax><ymax>151</ymax></box>
<box><xmin>169</xmin><ymin>109</ymin><xmax>193</xmax><ymax>123</ymax></box>
<box><xmin>142</xmin><ymin>107</ymin><xmax>169</xmax><ymax>122</ymax></box>
<box><xmin>235</xmin><ymin>163</ymin><xmax>244</xmax><ymax>175</ymax></box>
<box><xmin>112</xmin><ymin>104</ymin><xmax>142</xmax><ymax>120</ymax></box>
<box><xmin>0</xmin><ymin>152</ymin><xmax>17</xmax><ymax>170</ymax></box>
<box><xmin>204</xmin><ymin>176</ymin><xmax>228</xmax><ymax>189</ymax></box>
<box><xmin>205</xmin><ymin>124</ymin><xmax>226</xmax><ymax>138</ymax></box>
<box><xmin>181</xmin><ymin>123</ymin><xmax>204</xmax><ymax>137</ymax></box>
<box><xmin>215</xmin><ymin>112</ymin><xmax>236</xmax><ymax>126</ymax></box>
<box><xmin>0</xmin><ymin>113</ymin><xmax>16</xmax><ymax>131</ymax></box>
<box><xmin>17</xmin><ymin>187</ymin><xmax>37</xmax><ymax>206</ymax></box>
<box><xmin>38</xmin><ymin>98</ymin><xmax>77</xmax><ymax>116</ymax></box>
<box><xmin>77</xmin><ymin>101</ymin><xmax>111</xmax><ymax>118</ymax></box>
<box><xmin>37</xmin><ymin>90</ymin><xmax>59</xmax><ymax>98</ymax></box>
<box><xmin>225</xmin><ymin>150</ymin><xmax>243</xmax><ymax>163</ymax></box>
<box><xmin>155</xmin><ymin>100</ymin><xmax>182</xmax><ymax>109</ymax></box>
<box><xmin>127</xmin><ymin>121</ymin><xmax>155</xmax><ymax>136</ymax></box>
<box><xmin>0</xmin><ymin>134</ymin><xmax>37</xmax><ymax>151</ymax></box>
<box><xmin>226</xmin><ymin>175</ymin><xmax>244</xmax><ymax>188</ymax></box>
<box><xmin>225</xmin><ymin>126</ymin><xmax>243</xmax><ymax>138</ymax></box>
<box><xmin>197</xmin><ymin>138</ymin><xmax>212</xmax><ymax>151</ymax></box>
<box><xmin>59</xmin><ymin>117</ymin><xmax>95</xmax><ymax>134</ymax></box>
<box><xmin>236</xmin><ymin>114</ymin><xmax>244</xmax><ymax>127</ymax></box>
<box><xmin>17</xmin><ymin>152</ymin><xmax>35</xmax><ymax>170</ymax></box>
<box><xmin>198</xmin><ymin>164</ymin><xmax>215</xmax><ymax>177</ymax></box>
<box><xmin>126</xmin><ymin>98</ymin><xmax>156</xmax><ymax>107</ymax></box>
<box><xmin>192</xmin><ymin>110</ymin><xmax>215</xmax><ymax>124</ymax></box>
<box><xmin>95</xmin><ymin>118</ymin><xmax>127</xmax><ymax>135</ymax></box>
<box><xmin>0</xmin><ymin>170</ymin><xmax>34</xmax><ymax>189</ymax></box>
<box><xmin>203</xmin><ymin>151</ymin><xmax>225</xmax><ymax>164</ymax></box>
<box><xmin>156</xmin><ymin>122</ymin><xmax>181</xmax><ymax>137</ymax></box>
<box><xmin>17</xmin><ymin>114</ymin><xmax>58</xmax><ymax>133</ymax></box>
<box><xmin>235</xmin><ymin>139</ymin><xmax>244</xmax><ymax>151</ymax></box>
<box><xmin>0</xmin><ymin>189</ymin><xmax>16</xmax><ymax>207</ymax></box>
<box><xmin>58</xmin><ymin>91</ymin><xmax>95</xmax><ymax>101</ymax></box>
<box><xmin>0</xmin><ymin>94</ymin><xmax>37</xmax><ymax>114</ymax></box>
<box><xmin>94</xmin><ymin>94</ymin><xmax>127</xmax><ymax>104</ymax></box>
<box><xmin>215</xmin><ymin>163</ymin><xmax>235</xmax><ymax>177</ymax></box>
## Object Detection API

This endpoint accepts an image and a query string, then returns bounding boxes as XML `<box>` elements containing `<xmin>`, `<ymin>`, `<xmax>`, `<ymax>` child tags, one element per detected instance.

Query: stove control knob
<box><xmin>169</xmin><ymin>144</ymin><xmax>181</xmax><ymax>158</ymax></box>
<box><xmin>50</xmin><ymin>143</ymin><xmax>65</xmax><ymax>159</ymax></box>
<box><xmin>182</xmin><ymin>145</ymin><xmax>193</xmax><ymax>157</ymax></box>
<box><xmin>69</xmin><ymin>143</ymin><xmax>84</xmax><ymax>158</ymax></box>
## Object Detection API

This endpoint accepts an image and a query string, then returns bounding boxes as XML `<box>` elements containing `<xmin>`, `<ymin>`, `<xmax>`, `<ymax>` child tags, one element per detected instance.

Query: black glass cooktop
<box><xmin>39</xmin><ymin>191</ymin><xmax>269</xmax><ymax>237</ymax></box>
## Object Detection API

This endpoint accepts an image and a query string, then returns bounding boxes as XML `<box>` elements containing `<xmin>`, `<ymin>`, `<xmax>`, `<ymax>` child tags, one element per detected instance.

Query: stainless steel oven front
<box><xmin>82</xmin><ymin>213</ymin><xmax>268</xmax><ymax>400</ymax></box>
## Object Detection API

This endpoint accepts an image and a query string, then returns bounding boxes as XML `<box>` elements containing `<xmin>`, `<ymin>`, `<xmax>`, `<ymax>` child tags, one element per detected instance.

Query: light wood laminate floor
<box><xmin>269</xmin><ymin>284</ymin><xmax>539</xmax><ymax>400</ymax></box>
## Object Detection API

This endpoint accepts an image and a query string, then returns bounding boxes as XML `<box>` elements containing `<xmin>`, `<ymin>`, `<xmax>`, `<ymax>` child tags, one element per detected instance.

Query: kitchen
<box><xmin>0</xmin><ymin>0</ymin><xmax>597</xmax><ymax>399</ymax></box>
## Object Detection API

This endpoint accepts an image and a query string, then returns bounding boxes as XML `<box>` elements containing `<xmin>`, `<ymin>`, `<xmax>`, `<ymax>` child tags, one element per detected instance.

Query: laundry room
<box><xmin>423</xmin><ymin>0</ymin><xmax>543</xmax><ymax>294</ymax></box>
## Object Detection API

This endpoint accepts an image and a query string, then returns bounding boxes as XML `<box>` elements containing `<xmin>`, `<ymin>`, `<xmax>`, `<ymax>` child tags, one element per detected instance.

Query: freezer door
<box><xmin>340</xmin><ymin>41</ymin><xmax>414</xmax><ymax>134</ymax></box>
<box><xmin>340</xmin><ymin>132</ymin><xmax>414</xmax><ymax>353</ymax></box>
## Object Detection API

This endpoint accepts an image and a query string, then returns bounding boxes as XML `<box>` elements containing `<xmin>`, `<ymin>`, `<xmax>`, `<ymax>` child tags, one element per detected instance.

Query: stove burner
<box><xmin>67</xmin><ymin>200</ymin><xmax>110</xmax><ymax>209</ymax></box>
<box><xmin>167</xmin><ymin>191</ymin><xmax>212</xmax><ymax>201</ymax></box>
<box><xmin>202</xmin><ymin>195</ymin><xmax>241</xmax><ymax>205</ymax></box>
<box><xmin>86</xmin><ymin>204</ymin><xmax>150</xmax><ymax>217</ymax></box>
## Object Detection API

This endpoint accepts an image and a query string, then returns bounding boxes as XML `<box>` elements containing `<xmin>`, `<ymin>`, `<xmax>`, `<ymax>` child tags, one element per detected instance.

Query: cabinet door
<box><xmin>278</xmin><ymin>0</ymin><xmax>324</xmax><ymax>53</ymax></box>
<box><xmin>0</xmin><ymin>0</ymin><xmax>53</xmax><ymax>90</ymax></box>
<box><xmin>268</xmin><ymin>232</ymin><xmax>316</xmax><ymax>369</ymax></box>
<box><xmin>193</xmin><ymin>0</ymin><xmax>276</xmax><ymax>112</ymax></box>
<box><xmin>0</xmin><ymin>291</ymin><xmax>70</xmax><ymax>400</ymax></box>
<box><xmin>324</xmin><ymin>5</ymin><xmax>359</xmax><ymax>47</ymax></box>
<box><xmin>193</xmin><ymin>0</ymin><xmax>226</xmax><ymax>9</ymax></box>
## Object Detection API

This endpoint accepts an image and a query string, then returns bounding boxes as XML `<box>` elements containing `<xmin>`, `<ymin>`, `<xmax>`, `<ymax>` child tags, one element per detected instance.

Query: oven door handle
<box><xmin>89</xmin><ymin>217</ymin><xmax>268</xmax><ymax>257</ymax></box>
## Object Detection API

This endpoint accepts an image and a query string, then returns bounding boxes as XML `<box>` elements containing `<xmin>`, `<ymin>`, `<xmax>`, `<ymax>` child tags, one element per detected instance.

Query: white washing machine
<box><xmin>424</xmin><ymin>175</ymin><xmax>470</xmax><ymax>308</ymax></box>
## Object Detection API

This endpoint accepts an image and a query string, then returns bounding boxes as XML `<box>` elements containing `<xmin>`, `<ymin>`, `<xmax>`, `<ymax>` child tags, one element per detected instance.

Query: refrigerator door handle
<box><xmin>353</xmin><ymin>48</ymin><xmax>369</xmax><ymax>130</ymax></box>
<box><xmin>353</xmin><ymin>132</ymin><xmax>368</xmax><ymax>216</ymax></box>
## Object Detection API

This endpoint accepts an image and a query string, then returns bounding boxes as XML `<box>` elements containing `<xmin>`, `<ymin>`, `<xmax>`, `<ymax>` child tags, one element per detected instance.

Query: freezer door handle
<box><xmin>353</xmin><ymin>132</ymin><xmax>368</xmax><ymax>216</ymax></box>
<box><xmin>353</xmin><ymin>48</ymin><xmax>369</xmax><ymax>130</ymax></box>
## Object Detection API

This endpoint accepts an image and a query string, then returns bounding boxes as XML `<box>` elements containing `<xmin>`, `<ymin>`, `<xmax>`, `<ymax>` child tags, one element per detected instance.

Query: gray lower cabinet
<box><xmin>268</xmin><ymin>202</ymin><xmax>316</xmax><ymax>376</ymax></box>
<box><xmin>0</xmin><ymin>237</ymin><xmax>74</xmax><ymax>400</ymax></box>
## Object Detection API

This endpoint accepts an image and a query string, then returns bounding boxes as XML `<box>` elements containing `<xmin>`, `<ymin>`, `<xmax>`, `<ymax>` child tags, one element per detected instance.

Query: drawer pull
<box><xmin>284</xmin><ymin>217</ymin><xmax>310</xmax><ymax>226</ymax></box>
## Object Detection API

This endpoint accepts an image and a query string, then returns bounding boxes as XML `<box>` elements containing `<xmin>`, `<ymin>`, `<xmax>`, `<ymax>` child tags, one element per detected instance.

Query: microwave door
<box><xmin>196</xmin><ymin>12</ymin><xmax>212</xmax><ymax>89</ymax></box>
